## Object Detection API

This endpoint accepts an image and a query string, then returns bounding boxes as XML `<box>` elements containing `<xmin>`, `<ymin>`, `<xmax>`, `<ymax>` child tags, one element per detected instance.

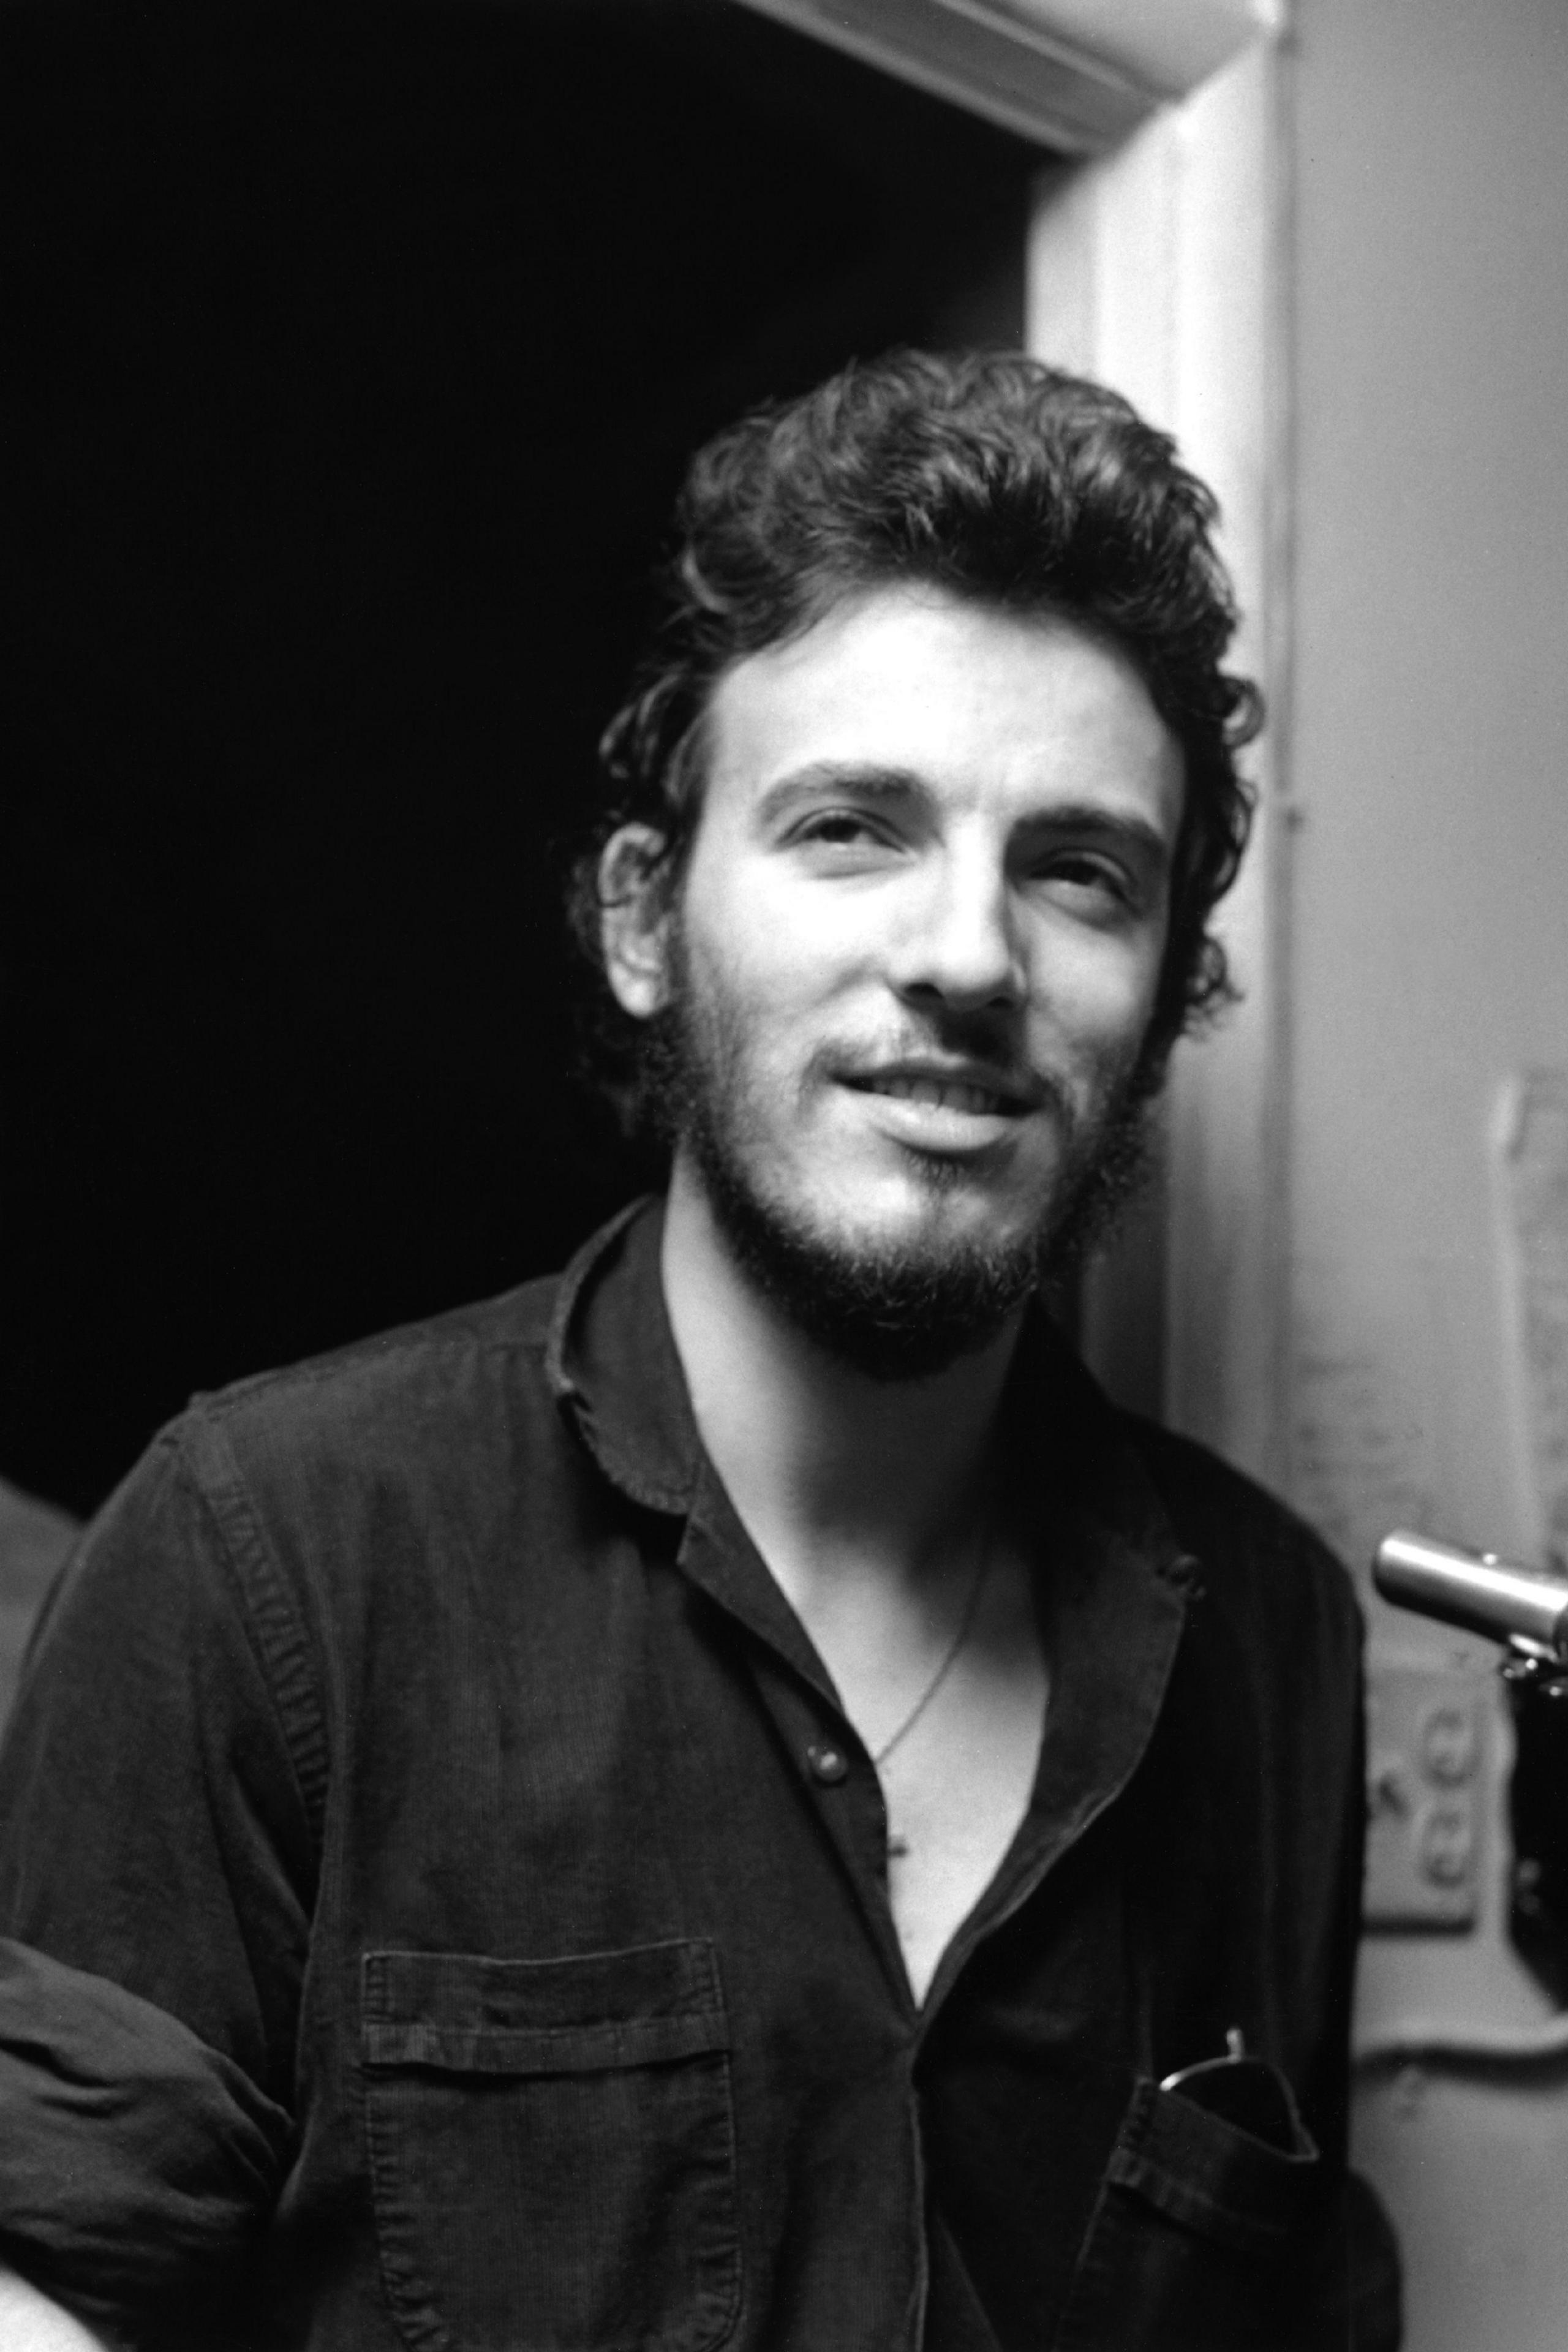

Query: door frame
<box><xmin>1026</xmin><ymin>33</ymin><xmax>1292</xmax><ymax>1486</ymax></box>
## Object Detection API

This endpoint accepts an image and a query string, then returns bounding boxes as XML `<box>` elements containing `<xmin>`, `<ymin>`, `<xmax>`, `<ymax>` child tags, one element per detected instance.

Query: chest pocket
<box><xmin>361</xmin><ymin>1940</ymin><xmax>741</xmax><ymax>2352</ymax></box>
<box><xmin>1053</xmin><ymin>2070</ymin><xmax>1332</xmax><ymax>2351</ymax></box>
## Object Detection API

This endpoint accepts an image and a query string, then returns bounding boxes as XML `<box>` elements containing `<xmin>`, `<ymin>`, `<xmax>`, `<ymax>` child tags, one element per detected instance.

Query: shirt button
<box><xmin>806</xmin><ymin>1741</ymin><xmax>849</xmax><ymax>1785</ymax></box>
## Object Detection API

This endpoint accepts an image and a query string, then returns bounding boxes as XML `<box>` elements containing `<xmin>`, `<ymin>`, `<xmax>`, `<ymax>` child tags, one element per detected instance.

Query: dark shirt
<box><xmin>0</xmin><ymin>1200</ymin><xmax>1397</xmax><ymax>2350</ymax></box>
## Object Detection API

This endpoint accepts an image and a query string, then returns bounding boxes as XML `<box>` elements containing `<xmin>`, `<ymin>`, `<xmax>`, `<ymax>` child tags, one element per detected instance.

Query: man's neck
<box><xmin>659</xmin><ymin>1157</ymin><xmax>1023</xmax><ymax>1614</ymax></box>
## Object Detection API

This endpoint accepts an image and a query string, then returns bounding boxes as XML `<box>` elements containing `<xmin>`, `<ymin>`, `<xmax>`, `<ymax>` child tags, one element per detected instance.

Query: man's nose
<box><xmin>890</xmin><ymin>851</ymin><xmax>1025</xmax><ymax>1014</ymax></box>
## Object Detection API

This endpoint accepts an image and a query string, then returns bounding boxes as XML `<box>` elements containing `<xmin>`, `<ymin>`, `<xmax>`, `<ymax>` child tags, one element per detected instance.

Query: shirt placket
<box><xmin>675</xmin><ymin>1487</ymin><xmax>921</xmax><ymax>2017</ymax></box>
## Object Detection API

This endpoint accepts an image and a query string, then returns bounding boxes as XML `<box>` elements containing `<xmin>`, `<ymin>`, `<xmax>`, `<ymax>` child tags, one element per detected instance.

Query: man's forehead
<box><xmin>699</xmin><ymin>579</ymin><xmax>1182</xmax><ymax>834</ymax></box>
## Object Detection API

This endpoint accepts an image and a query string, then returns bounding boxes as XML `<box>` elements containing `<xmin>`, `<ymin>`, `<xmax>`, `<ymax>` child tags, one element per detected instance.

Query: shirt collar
<box><xmin>990</xmin><ymin>1310</ymin><xmax>1202</xmax><ymax>1888</ymax></box>
<box><xmin>546</xmin><ymin>1192</ymin><xmax>1199</xmax><ymax>1600</ymax></box>
<box><xmin>546</xmin><ymin>1194</ymin><xmax>702</xmax><ymax>1515</ymax></box>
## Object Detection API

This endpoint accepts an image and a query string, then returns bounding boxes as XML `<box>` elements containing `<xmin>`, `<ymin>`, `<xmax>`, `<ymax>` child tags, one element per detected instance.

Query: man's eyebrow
<box><xmin>753</xmin><ymin>764</ymin><xmax>931</xmax><ymax>827</ymax></box>
<box><xmin>1013</xmin><ymin>803</ymin><xmax>1175</xmax><ymax>867</ymax></box>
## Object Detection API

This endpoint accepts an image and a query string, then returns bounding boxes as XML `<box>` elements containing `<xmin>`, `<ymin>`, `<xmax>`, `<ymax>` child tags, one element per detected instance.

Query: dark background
<box><xmin>2</xmin><ymin>0</ymin><xmax>1041</xmax><ymax>1516</ymax></box>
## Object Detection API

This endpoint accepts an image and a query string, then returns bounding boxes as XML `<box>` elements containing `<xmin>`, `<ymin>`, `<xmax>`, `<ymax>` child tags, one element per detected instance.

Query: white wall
<box><xmin>1289</xmin><ymin>0</ymin><xmax>1568</xmax><ymax>1586</ymax></box>
<box><xmin>1288</xmin><ymin>2</ymin><xmax>1568</xmax><ymax>2344</ymax></box>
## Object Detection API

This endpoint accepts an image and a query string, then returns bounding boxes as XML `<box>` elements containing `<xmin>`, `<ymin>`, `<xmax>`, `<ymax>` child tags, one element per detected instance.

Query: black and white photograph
<box><xmin>1</xmin><ymin>3</ymin><xmax>1566</xmax><ymax>2346</ymax></box>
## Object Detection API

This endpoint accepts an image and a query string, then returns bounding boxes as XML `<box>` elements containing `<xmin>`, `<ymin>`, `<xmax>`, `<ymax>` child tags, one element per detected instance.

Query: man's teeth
<box><xmin>873</xmin><ymin>1076</ymin><xmax>1006</xmax><ymax>1114</ymax></box>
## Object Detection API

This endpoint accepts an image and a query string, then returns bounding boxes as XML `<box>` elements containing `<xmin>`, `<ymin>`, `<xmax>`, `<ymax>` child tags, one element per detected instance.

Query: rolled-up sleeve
<box><xmin>0</xmin><ymin>1939</ymin><xmax>291</xmax><ymax>2326</ymax></box>
<box><xmin>0</xmin><ymin>1422</ymin><xmax>318</xmax><ymax>2335</ymax></box>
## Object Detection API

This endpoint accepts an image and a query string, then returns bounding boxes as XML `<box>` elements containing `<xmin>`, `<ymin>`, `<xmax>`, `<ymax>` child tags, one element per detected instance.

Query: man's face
<box><xmin>608</xmin><ymin>583</ymin><xmax>1185</xmax><ymax>1366</ymax></box>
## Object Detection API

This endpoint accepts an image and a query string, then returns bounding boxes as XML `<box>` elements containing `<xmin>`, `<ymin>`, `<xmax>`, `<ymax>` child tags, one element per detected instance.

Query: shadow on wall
<box><xmin>0</xmin><ymin>1482</ymin><xmax>77</xmax><ymax>1737</ymax></box>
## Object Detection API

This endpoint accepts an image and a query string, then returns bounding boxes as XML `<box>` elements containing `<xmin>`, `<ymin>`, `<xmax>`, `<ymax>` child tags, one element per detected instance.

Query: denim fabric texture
<box><xmin>0</xmin><ymin>1199</ymin><xmax>1395</xmax><ymax>2350</ymax></box>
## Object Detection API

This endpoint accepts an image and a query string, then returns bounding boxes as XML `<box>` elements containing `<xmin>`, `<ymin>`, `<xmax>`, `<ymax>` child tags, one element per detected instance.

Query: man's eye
<box><xmin>1031</xmin><ymin>854</ymin><xmax>1136</xmax><ymax>910</ymax></box>
<box><xmin>794</xmin><ymin>812</ymin><xmax>889</xmax><ymax>849</ymax></box>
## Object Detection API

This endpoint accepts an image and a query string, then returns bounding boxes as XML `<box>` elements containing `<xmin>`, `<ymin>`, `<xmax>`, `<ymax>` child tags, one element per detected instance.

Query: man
<box><xmin>0</xmin><ymin>352</ymin><xmax>1398</xmax><ymax>2349</ymax></box>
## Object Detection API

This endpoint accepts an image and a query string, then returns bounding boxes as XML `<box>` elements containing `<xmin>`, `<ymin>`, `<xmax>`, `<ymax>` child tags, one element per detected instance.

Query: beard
<box><xmin>649</xmin><ymin>938</ymin><xmax>1161</xmax><ymax>1382</ymax></box>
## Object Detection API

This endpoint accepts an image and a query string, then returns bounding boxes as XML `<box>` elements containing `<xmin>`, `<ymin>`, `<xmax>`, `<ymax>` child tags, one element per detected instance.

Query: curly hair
<box><xmin>570</xmin><ymin>349</ymin><xmax>1259</xmax><ymax>1124</ymax></box>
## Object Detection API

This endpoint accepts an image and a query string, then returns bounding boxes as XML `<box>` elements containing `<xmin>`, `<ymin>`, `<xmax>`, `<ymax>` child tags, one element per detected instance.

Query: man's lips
<box><xmin>839</xmin><ymin>1065</ymin><xmax>1043</xmax><ymax>1119</ymax></box>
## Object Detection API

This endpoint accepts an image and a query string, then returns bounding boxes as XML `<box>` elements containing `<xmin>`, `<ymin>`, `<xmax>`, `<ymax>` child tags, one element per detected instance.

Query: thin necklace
<box><xmin>873</xmin><ymin>1531</ymin><xmax>993</xmax><ymax>1770</ymax></box>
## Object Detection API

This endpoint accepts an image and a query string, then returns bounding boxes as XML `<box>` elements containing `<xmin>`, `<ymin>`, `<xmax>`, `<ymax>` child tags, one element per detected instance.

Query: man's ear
<box><xmin>598</xmin><ymin>823</ymin><xmax>674</xmax><ymax>1019</ymax></box>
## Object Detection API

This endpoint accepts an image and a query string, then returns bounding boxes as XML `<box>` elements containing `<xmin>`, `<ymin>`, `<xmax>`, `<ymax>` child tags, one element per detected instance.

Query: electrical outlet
<box><xmin>1364</xmin><ymin>1663</ymin><xmax>1483</xmax><ymax>1929</ymax></box>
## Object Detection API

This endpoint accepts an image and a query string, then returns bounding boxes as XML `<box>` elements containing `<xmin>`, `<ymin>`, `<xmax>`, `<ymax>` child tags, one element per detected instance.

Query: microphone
<box><xmin>1373</xmin><ymin>1530</ymin><xmax>1568</xmax><ymax>1678</ymax></box>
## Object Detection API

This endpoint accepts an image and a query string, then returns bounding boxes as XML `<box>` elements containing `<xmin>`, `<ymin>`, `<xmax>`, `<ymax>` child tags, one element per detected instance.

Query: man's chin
<box><xmin>810</xmin><ymin>1192</ymin><xmax>1044</xmax><ymax>1287</ymax></box>
<box><xmin>693</xmin><ymin>1157</ymin><xmax>1044</xmax><ymax>1381</ymax></box>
